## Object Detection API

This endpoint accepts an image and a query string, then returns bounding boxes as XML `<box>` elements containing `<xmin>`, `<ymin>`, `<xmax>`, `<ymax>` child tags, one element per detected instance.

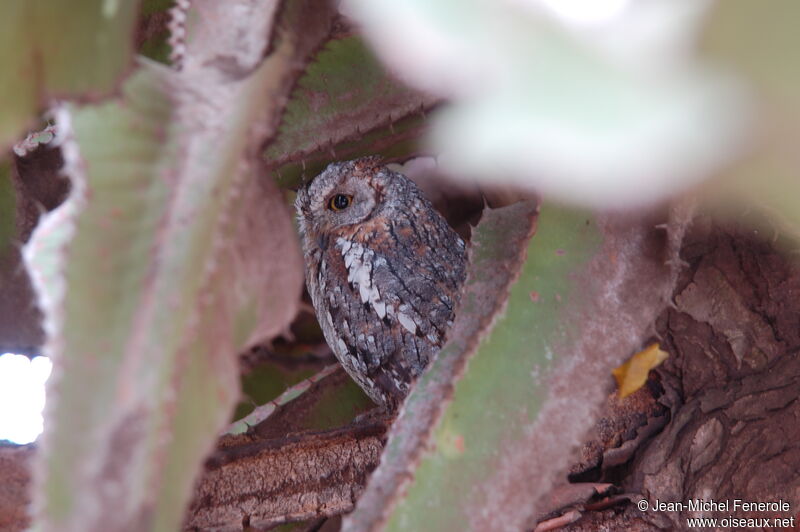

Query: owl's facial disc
<box><xmin>296</xmin><ymin>158</ymin><xmax>387</xmax><ymax>254</ymax></box>
<box><xmin>319</xmin><ymin>182</ymin><xmax>377</xmax><ymax>228</ymax></box>
<box><xmin>302</xmin><ymin>171</ymin><xmax>377</xmax><ymax>235</ymax></box>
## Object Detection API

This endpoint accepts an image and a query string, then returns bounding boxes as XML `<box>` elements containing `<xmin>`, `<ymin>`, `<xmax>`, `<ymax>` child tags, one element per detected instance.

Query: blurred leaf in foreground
<box><xmin>347</xmin><ymin>202</ymin><xmax>690</xmax><ymax>531</ymax></box>
<box><xmin>342</xmin><ymin>0</ymin><xmax>746</xmax><ymax>208</ymax></box>
<box><xmin>24</xmin><ymin>0</ymin><xmax>336</xmax><ymax>529</ymax></box>
<box><xmin>700</xmin><ymin>0</ymin><xmax>800</xmax><ymax>244</ymax></box>
<box><xmin>0</xmin><ymin>0</ymin><xmax>139</xmax><ymax>148</ymax></box>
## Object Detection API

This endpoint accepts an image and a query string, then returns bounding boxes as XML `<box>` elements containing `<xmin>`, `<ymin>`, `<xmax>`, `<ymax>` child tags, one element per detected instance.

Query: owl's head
<box><xmin>295</xmin><ymin>157</ymin><xmax>386</xmax><ymax>243</ymax></box>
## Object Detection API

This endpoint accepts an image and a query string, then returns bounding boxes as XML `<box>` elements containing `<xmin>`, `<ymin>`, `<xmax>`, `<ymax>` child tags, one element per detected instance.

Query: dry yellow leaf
<box><xmin>612</xmin><ymin>343</ymin><xmax>669</xmax><ymax>398</ymax></box>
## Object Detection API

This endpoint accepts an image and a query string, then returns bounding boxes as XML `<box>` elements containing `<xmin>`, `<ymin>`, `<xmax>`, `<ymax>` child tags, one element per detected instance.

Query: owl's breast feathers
<box><xmin>307</xmin><ymin>211</ymin><xmax>465</xmax><ymax>407</ymax></box>
<box><xmin>297</xmin><ymin>160</ymin><xmax>467</xmax><ymax>408</ymax></box>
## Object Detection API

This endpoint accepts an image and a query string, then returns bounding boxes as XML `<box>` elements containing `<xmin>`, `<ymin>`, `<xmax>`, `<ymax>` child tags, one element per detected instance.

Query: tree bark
<box><xmin>545</xmin><ymin>216</ymin><xmax>800</xmax><ymax>530</ymax></box>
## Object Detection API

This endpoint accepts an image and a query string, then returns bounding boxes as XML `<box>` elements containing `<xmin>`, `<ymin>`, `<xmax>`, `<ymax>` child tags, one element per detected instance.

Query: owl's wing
<box><xmin>318</xmin><ymin>215</ymin><xmax>466</xmax><ymax>407</ymax></box>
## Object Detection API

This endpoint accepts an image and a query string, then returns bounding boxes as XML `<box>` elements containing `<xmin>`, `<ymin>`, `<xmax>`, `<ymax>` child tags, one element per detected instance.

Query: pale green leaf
<box><xmin>0</xmin><ymin>0</ymin><xmax>139</xmax><ymax>148</ymax></box>
<box><xmin>347</xmin><ymin>204</ymin><xmax>686</xmax><ymax>531</ymax></box>
<box><xmin>26</xmin><ymin>0</ymin><xmax>337</xmax><ymax>529</ymax></box>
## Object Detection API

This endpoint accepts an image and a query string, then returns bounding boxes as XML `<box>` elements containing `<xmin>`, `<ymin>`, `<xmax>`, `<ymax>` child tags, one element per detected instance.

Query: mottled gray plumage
<box><xmin>295</xmin><ymin>157</ymin><xmax>467</xmax><ymax>408</ymax></box>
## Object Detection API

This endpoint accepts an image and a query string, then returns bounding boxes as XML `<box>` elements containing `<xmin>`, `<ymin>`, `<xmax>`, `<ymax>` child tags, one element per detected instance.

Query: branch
<box><xmin>0</xmin><ymin>421</ymin><xmax>388</xmax><ymax>532</ymax></box>
<box><xmin>187</xmin><ymin>421</ymin><xmax>388</xmax><ymax>530</ymax></box>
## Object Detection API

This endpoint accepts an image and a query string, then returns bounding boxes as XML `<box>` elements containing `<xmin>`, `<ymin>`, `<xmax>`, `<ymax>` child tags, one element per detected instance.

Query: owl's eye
<box><xmin>329</xmin><ymin>194</ymin><xmax>353</xmax><ymax>211</ymax></box>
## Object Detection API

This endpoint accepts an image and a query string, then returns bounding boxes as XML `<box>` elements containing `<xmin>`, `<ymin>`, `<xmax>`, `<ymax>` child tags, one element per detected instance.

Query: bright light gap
<box><xmin>0</xmin><ymin>353</ymin><xmax>51</xmax><ymax>445</ymax></box>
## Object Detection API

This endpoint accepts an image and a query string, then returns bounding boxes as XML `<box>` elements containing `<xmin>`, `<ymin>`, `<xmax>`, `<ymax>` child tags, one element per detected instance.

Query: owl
<box><xmin>295</xmin><ymin>157</ymin><xmax>467</xmax><ymax>409</ymax></box>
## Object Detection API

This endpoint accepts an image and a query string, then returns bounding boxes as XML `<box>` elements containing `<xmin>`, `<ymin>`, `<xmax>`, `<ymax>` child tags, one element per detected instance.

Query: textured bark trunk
<box><xmin>543</xmin><ymin>216</ymin><xmax>800</xmax><ymax>531</ymax></box>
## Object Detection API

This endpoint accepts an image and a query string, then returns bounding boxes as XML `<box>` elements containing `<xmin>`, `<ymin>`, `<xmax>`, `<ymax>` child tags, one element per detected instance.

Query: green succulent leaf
<box><xmin>346</xmin><ymin>203</ymin><xmax>686</xmax><ymax>531</ymax></box>
<box><xmin>26</xmin><ymin>0</ymin><xmax>338</xmax><ymax>529</ymax></box>
<box><xmin>0</xmin><ymin>0</ymin><xmax>140</xmax><ymax>148</ymax></box>
<box><xmin>274</xmin><ymin>112</ymin><xmax>430</xmax><ymax>190</ymax></box>
<box><xmin>265</xmin><ymin>35</ymin><xmax>435</xmax><ymax>188</ymax></box>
